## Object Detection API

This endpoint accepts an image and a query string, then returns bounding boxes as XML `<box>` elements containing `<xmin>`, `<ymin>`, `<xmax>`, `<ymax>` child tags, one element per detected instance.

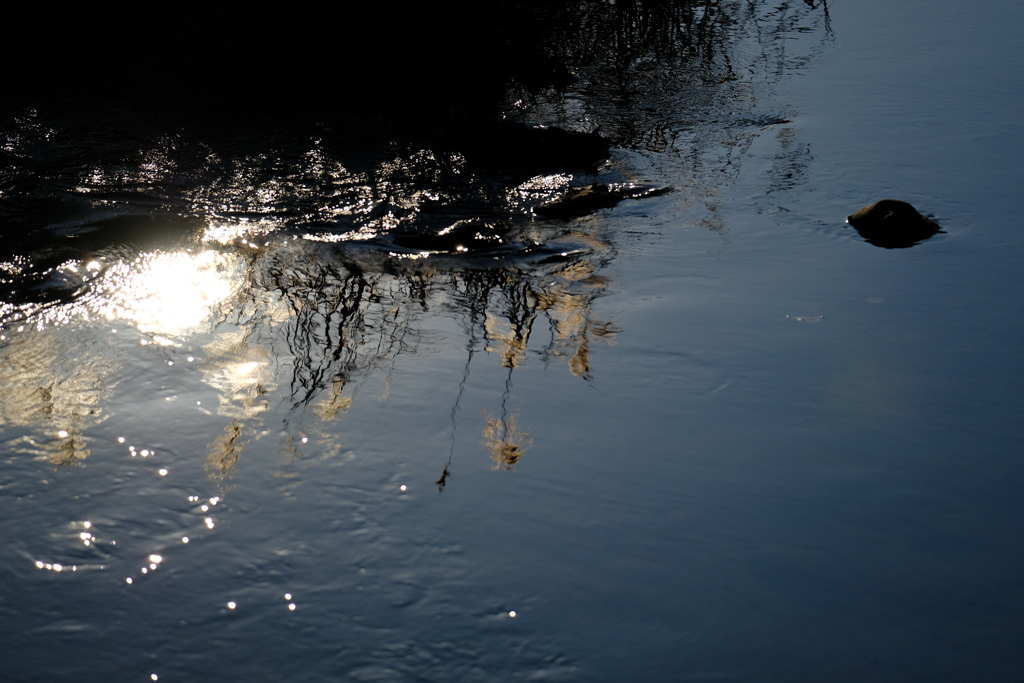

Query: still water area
<box><xmin>1</xmin><ymin>1</ymin><xmax>1023</xmax><ymax>681</ymax></box>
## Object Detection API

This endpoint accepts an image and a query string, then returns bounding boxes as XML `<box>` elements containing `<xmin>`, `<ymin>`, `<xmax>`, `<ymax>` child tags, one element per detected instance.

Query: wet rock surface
<box><xmin>847</xmin><ymin>199</ymin><xmax>942</xmax><ymax>248</ymax></box>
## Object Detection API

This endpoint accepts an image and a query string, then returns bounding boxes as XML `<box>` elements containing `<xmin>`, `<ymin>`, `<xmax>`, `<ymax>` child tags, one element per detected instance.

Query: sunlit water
<box><xmin>2</xmin><ymin>1</ymin><xmax>1023</xmax><ymax>681</ymax></box>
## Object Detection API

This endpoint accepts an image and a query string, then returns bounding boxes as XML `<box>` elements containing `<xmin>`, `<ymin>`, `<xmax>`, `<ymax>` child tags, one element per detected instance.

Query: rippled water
<box><xmin>2</xmin><ymin>1</ymin><xmax>1023</xmax><ymax>681</ymax></box>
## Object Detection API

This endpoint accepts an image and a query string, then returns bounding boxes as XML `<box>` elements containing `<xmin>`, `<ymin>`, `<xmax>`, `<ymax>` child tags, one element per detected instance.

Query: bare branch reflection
<box><xmin>483</xmin><ymin>409</ymin><xmax>532</xmax><ymax>471</ymax></box>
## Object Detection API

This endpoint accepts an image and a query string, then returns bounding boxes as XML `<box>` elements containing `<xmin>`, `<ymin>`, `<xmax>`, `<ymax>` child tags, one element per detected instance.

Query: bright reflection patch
<box><xmin>5</xmin><ymin>248</ymin><xmax>242</xmax><ymax>338</ymax></box>
<box><xmin>91</xmin><ymin>250</ymin><xmax>235</xmax><ymax>336</ymax></box>
<box><xmin>3</xmin><ymin>248</ymin><xmax>244</xmax><ymax>343</ymax></box>
<box><xmin>235</xmin><ymin>361</ymin><xmax>260</xmax><ymax>375</ymax></box>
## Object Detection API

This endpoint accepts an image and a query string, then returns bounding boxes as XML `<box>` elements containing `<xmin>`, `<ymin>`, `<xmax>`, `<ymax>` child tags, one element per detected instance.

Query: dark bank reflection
<box><xmin>0</xmin><ymin>0</ymin><xmax>830</xmax><ymax>481</ymax></box>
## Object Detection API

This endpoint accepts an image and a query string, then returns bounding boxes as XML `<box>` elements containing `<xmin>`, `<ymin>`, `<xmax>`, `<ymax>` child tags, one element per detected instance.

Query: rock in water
<box><xmin>846</xmin><ymin>199</ymin><xmax>941</xmax><ymax>248</ymax></box>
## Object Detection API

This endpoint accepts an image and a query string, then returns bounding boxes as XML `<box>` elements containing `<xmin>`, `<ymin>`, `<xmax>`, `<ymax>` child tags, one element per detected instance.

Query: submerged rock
<box><xmin>846</xmin><ymin>199</ymin><xmax>941</xmax><ymax>248</ymax></box>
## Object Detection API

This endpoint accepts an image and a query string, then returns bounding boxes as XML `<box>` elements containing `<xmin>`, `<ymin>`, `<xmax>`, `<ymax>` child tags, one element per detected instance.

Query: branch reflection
<box><xmin>484</xmin><ymin>409</ymin><xmax>533</xmax><ymax>471</ymax></box>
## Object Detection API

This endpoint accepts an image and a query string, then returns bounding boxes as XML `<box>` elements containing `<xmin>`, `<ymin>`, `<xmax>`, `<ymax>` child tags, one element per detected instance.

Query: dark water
<box><xmin>2</xmin><ymin>1</ymin><xmax>1023</xmax><ymax>681</ymax></box>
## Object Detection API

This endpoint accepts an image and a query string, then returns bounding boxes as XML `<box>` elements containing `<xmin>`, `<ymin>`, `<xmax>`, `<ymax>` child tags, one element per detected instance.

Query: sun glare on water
<box><xmin>90</xmin><ymin>249</ymin><xmax>237</xmax><ymax>337</ymax></box>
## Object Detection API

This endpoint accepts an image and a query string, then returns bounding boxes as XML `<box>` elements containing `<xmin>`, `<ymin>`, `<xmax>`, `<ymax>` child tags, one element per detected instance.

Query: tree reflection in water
<box><xmin>0</xmin><ymin>331</ymin><xmax>106</xmax><ymax>466</ymax></box>
<box><xmin>0</xmin><ymin>0</ymin><xmax>831</xmax><ymax>481</ymax></box>
<box><xmin>0</xmin><ymin>223</ymin><xmax>618</xmax><ymax>478</ymax></box>
<box><xmin>203</xmin><ymin>229</ymin><xmax>619</xmax><ymax>478</ymax></box>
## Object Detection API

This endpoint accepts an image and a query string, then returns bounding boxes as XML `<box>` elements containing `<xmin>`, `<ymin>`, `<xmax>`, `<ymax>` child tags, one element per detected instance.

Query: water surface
<box><xmin>1</xmin><ymin>1</ymin><xmax>1023</xmax><ymax>681</ymax></box>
